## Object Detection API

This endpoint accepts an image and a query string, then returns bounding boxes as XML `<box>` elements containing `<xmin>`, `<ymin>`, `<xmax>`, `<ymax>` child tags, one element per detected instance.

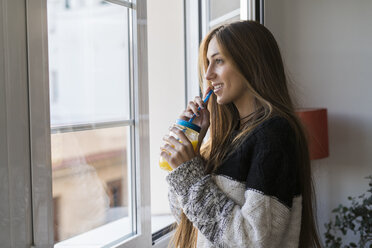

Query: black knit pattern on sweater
<box><xmin>214</xmin><ymin>116</ymin><xmax>301</xmax><ymax>208</ymax></box>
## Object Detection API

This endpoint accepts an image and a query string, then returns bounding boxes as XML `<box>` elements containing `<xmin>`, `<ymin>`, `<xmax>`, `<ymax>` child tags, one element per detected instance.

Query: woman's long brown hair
<box><xmin>170</xmin><ymin>20</ymin><xmax>321</xmax><ymax>248</ymax></box>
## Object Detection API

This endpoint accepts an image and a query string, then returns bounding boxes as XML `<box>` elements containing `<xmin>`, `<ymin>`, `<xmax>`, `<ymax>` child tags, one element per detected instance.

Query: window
<box><xmin>47</xmin><ymin>0</ymin><xmax>135</xmax><ymax>245</ymax></box>
<box><xmin>208</xmin><ymin>0</ymin><xmax>241</xmax><ymax>29</ymax></box>
<box><xmin>1</xmin><ymin>0</ymin><xmax>264</xmax><ymax>247</ymax></box>
<box><xmin>47</xmin><ymin>0</ymin><xmax>135</xmax><ymax>244</ymax></box>
<box><xmin>27</xmin><ymin>0</ymin><xmax>152</xmax><ymax>247</ymax></box>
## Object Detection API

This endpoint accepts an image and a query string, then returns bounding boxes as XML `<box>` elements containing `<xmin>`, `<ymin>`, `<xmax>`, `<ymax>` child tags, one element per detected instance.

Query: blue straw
<box><xmin>189</xmin><ymin>90</ymin><xmax>213</xmax><ymax>123</ymax></box>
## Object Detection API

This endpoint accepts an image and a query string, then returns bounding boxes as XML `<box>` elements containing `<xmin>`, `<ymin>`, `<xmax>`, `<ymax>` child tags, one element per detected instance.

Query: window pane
<box><xmin>47</xmin><ymin>1</ymin><xmax>135</xmax><ymax>246</ymax></box>
<box><xmin>48</xmin><ymin>0</ymin><xmax>130</xmax><ymax>127</ymax></box>
<box><xmin>210</xmin><ymin>15</ymin><xmax>241</xmax><ymax>30</ymax></box>
<box><xmin>209</xmin><ymin>0</ymin><xmax>240</xmax><ymax>21</ymax></box>
<box><xmin>52</xmin><ymin>126</ymin><xmax>133</xmax><ymax>246</ymax></box>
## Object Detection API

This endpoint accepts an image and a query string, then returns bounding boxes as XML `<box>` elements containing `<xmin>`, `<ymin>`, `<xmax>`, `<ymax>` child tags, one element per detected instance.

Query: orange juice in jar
<box><xmin>159</xmin><ymin>119</ymin><xmax>201</xmax><ymax>171</ymax></box>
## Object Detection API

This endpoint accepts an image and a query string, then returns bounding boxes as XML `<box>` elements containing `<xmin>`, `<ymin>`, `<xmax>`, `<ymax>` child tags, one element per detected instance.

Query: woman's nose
<box><xmin>205</xmin><ymin>66</ymin><xmax>216</xmax><ymax>81</ymax></box>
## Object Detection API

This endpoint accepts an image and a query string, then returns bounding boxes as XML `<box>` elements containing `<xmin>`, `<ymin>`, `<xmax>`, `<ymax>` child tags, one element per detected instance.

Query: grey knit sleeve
<box><xmin>166</xmin><ymin>156</ymin><xmax>301</xmax><ymax>248</ymax></box>
<box><xmin>166</xmin><ymin>156</ymin><xmax>235</xmax><ymax>246</ymax></box>
<box><xmin>168</xmin><ymin>186</ymin><xmax>182</xmax><ymax>224</ymax></box>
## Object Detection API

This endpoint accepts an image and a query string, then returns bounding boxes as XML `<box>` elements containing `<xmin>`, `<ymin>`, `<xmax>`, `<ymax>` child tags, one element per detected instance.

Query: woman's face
<box><xmin>205</xmin><ymin>37</ymin><xmax>249</xmax><ymax>106</ymax></box>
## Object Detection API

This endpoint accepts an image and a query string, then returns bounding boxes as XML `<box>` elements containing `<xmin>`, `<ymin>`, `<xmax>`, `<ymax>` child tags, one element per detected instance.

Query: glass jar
<box><xmin>159</xmin><ymin>119</ymin><xmax>201</xmax><ymax>171</ymax></box>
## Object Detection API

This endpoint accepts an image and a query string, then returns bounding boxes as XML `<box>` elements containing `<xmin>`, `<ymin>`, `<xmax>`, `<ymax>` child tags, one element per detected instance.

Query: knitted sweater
<box><xmin>166</xmin><ymin>116</ymin><xmax>302</xmax><ymax>248</ymax></box>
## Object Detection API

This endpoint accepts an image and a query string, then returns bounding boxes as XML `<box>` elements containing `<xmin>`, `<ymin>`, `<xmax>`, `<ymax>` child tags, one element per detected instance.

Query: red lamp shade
<box><xmin>296</xmin><ymin>108</ymin><xmax>329</xmax><ymax>160</ymax></box>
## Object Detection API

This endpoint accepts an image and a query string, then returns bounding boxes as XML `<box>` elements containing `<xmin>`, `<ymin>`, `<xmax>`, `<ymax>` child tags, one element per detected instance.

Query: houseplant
<box><xmin>324</xmin><ymin>176</ymin><xmax>372</xmax><ymax>247</ymax></box>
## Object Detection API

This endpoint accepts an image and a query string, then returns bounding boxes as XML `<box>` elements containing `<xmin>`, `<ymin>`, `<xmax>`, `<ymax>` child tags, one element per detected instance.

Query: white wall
<box><xmin>265</xmin><ymin>0</ymin><xmax>372</xmax><ymax>244</ymax></box>
<box><xmin>147</xmin><ymin>0</ymin><xmax>185</xmax><ymax>216</ymax></box>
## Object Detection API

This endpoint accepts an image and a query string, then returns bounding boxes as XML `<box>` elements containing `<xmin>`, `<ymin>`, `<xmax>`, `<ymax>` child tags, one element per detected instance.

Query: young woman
<box><xmin>160</xmin><ymin>21</ymin><xmax>321</xmax><ymax>248</ymax></box>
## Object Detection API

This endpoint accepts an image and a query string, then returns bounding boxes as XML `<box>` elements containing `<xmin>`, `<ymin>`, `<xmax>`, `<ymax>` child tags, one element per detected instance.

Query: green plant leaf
<box><xmin>324</xmin><ymin>175</ymin><xmax>372</xmax><ymax>248</ymax></box>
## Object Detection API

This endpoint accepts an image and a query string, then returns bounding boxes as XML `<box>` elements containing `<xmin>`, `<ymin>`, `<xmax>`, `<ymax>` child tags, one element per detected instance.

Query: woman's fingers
<box><xmin>188</xmin><ymin>96</ymin><xmax>205</xmax><ymax>115</ymax></box>
<box><xmin>162</xmin><ymin>135</ymin><xmax>183</xmax><ymax>150</ymax></box>
<box><xmin>160</xmin><ymin>150</ymin><xmax>170</xmax><ymax>161</ymax></box>
<box><xmin>163</xmin><ymin>127</ymin><xmax>194</xmax><ymax>154</ymax></box>
<box><xmin>161</xmin><ymin>128</ymin><xmax>196</xmax><ymax>168</ymax></box>
<box><xmin>160</xmin><ymin>142</ymin><xmax>177</xmax><ymax>154</ymax></box>
<box><xmin>180</xmin><ymin>92</ymin><xmax>211</xmax><ymax>121</ymax></box>
<box><xmin>169</xmin><ymin>127</ymin><xmax>193</xmax><ymax>152</ymax></box>
<box><xmin>203</xmin><ymin>86</ymin><xmax>213</xmax><ymax>99</ymax></box>
<box><xmin>160</xmin><ymin>150</ymin><xmax>178</xmax><ymax>168</ymax></box>
<box><xmin>180</xmin><ymin>110</ymin><xmax>194</xmax><ymax>120</ymax></box>
<box><xmin>188</xmin><ymin>101</ymin><xmax>200</xmax><ymax>116</ymax></box>
<box><xmin>194</xmin><ymin>96</ymin><xmax>205</xmax><ymax>109</ymax></box>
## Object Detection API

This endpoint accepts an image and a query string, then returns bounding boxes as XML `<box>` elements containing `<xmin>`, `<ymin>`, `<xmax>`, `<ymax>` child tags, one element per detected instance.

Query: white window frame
<box><xmin>184</xmin><ymin>0</ymin><xmax>201</xmax><ymax>103</ymax></box>
<box><xmin>26</xmin><ymin>0</ymin><xmax>151</xmax><ymax>247</ymax></box>
<box><xmin>240</xmin><ymin>0</ymin><xmax>265</xmax><ymax>24</ymax></box>
<box><xmin>198</xmin><ymin>0</ymin><xmax>263</xmax><ymax>38</ymax></box>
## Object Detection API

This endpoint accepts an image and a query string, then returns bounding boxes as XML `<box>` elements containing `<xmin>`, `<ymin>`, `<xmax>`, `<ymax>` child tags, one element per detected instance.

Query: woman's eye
<box><xmin>215</xmin><ymin>58</ymin><xmax>223</xmax><ymax>64</ymax></box>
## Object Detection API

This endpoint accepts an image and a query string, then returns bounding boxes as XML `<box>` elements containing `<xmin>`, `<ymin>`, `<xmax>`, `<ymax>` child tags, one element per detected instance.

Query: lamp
<box><xmin>296</xmin><ymin>108</ymin><xmax>329</xmax><ymax>160</ymax></box>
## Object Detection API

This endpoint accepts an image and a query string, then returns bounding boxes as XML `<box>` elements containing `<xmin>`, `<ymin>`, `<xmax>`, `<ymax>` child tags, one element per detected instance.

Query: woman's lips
<box><xmin>213</xmin><ymin>84</ymin><xmax>223</xmax><ymax>93</ymax></box>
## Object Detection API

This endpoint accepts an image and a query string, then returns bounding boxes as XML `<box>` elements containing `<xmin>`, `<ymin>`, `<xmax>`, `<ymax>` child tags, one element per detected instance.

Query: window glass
<box><xmin>48</xmin><ymin>0</ymin><xmax>130</xmax><ymax>127</ymax></box>
<box><xmin>210</xmin><ymin>15</ymin><xmax>241</xmax><ymax>30</ymax></box>
<box><xmin>52</xmin><ymin>126</ymin><xmax>132</xmax><ymax>245</ymax></box>
<box><xmin>47</xmin><ymin>0</ymin><xmax>134</xmax><ymax>246</ymax></box>
<box><xmin>209</xmin><ymin>0</ymin><xmax>240</xmax><ymax>21</ymax></box>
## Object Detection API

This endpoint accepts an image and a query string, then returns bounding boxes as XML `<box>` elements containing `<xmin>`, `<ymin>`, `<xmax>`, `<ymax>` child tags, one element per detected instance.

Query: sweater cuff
<box><xmin>166</xmin><ymin>156</ymin><xmax>205</xmax><ymax>196</ymax></box>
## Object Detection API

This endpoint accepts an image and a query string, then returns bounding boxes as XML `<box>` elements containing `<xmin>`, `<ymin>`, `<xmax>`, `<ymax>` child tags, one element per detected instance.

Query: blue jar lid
<box><xmin>176</xmin><ymin>119</ymin><xmax>201</xmax><ymax>133</ymax></box>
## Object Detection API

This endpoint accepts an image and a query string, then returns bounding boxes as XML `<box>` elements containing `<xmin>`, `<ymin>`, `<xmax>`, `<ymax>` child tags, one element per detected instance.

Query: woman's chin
<box><xmin>216</xmin><ymin>96</ymin><xmax>228</xmax><ymax>105</ymax></box>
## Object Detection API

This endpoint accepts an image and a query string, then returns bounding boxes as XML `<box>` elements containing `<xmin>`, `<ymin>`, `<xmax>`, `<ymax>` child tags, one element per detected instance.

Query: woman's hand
<box><xmin>159</xmin><ymin>88</ymin><xmax>212</xmax><ymax>169</ymax></box>
<box><xmin>179</xmin><ymin>87</ymin><xmax>212</xmax><ymax>151</ymax></box>
<box><xmin>160</xmin><ymin>126</ymin><xmax>196</xmax><ymax>169</ymax></box>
